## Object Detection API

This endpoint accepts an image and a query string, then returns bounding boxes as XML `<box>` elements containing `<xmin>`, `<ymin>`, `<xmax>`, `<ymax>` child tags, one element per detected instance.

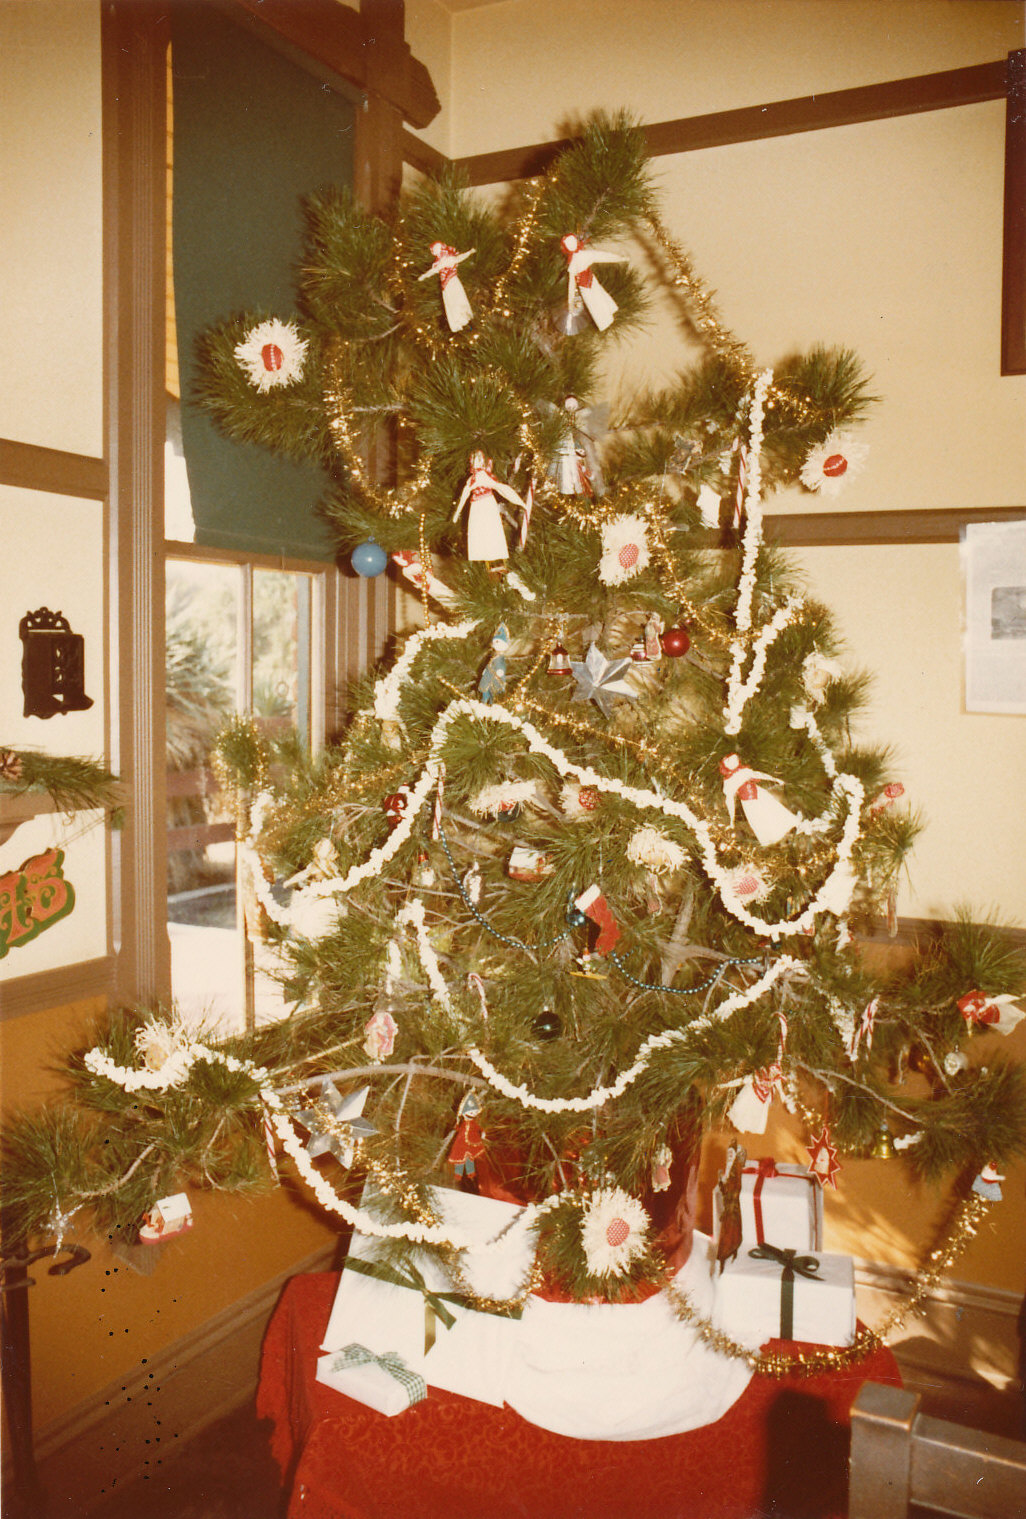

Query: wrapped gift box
<box><xmin>320</xmin><ymin>1184</ymin><xmax>535</xmax><ymax>1408</ymax></box>
<box><xmin>712</xmin><ymin>1245</ymin><xmax>855</xmax><ymax>1349</ymax></box>
<box><xmin>714</xmin><ymin>1158</ymin><xmax>823</xmax><ymax>1254</ymax></box>
<box><xmin>316</xmin><ymin>1344</ymin><xmax>426</xmax><ymax>1418</ymax></box>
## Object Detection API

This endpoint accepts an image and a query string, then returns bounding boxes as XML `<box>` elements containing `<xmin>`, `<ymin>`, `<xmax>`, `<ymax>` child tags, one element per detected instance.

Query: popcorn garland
<box><xmin>372</xmin><ymin>619</ymin><xmax>480</xmax><ymax>726</ymax></box>
<box><xmin>397</xmin><ymin>898</ymin><xmax>452</xmax><ymax>1009</ymax></box>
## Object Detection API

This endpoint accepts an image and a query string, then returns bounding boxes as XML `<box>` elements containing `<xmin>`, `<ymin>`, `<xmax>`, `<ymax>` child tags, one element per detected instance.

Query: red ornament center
<box><xmin>262</xmin><ymin>343</ymin><xmax>284</xmax><ymax>372</ymax></box>
<box><xmin>618</xmin><ymin>543</ymin><xmax>640</xmax><ymax>569</ymax></box>
<box><xmin>578</xmin><ymin>787</ymin><xmax>599</xmax><ymax>811</ymax></box>
<box><xmin>822</xmin><ymin>453</ymin><xmax>848</xmax><ymax>477</ymax></box>
<box><xmin>736</xmin><ymin>873</ymin><xmax>759</xmax><ymax>898</ymax></box>
<box><xmin>605</xmin><ymin>1217</ymin><xmax>630</xmax><ymax>1247</ymax></box>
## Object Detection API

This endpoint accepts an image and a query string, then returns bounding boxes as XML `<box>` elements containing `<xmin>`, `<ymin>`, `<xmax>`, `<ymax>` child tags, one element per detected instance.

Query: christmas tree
<box><xmin>6</xmin><ymin>118</ymin><xmax>1025</xmax><ymax>1371</ymax></box>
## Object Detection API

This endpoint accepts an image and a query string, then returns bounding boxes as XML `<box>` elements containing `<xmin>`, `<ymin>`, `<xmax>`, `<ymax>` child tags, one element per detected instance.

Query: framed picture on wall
<box><xmin>962</xmin><ymin>520</ymin><xmax>1026</xmax><ymax>714</ymax></box>
<box><xmin>1001</xmin><ymin>49</ymin><xmax>1026</xmax><ymax>375</ymax></box>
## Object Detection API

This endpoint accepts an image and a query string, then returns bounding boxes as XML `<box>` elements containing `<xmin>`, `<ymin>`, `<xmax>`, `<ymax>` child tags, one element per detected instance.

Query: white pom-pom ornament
<box><xmin>234</xmin><ymin>318</ymin><xmax>308</xmax><ymax>392</ymax></box>
<box><xmin>599</xmin><ymin>514</ymin><xmax>651</xmax><ymax>586</ymax></box>
<box><xmin>800</xmin><ymin>430</ymin><xmax>867</xmax><ymax>497</ymax></box>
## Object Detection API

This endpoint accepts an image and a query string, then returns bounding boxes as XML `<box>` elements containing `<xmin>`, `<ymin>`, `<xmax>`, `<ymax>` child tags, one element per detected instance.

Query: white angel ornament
<box><xmin>452</xmin><ymin>451</ymin><xmax>525</xmax><ymax>564</ymax></box>
<box><xmin>719</xmin><ymin>752</ymin><xmax>800</xmax><ymax>847</ymax></box>
<box><xmin>542</xmin><ymin>395</ymin><xmax>608</xmax><ymax>496</ymax></box>
<box><xmin>419</xmin><ymin>242</ymin><xmax>475</xmax><ymax>332</ymax></box>
<box><xmin>560</xmin><ymin>233</ymin><xmax>624</xmax><ymax>333</ymax></box>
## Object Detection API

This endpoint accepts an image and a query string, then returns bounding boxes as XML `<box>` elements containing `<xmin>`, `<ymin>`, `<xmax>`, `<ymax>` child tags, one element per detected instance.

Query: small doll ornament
<box><xmin>418</xmin><ymin>242</ymin><xmax>475</xmax><ymax>331</ymax></box>
<box><xmin>715</xmin><ymin>1143</ymin><xmax>747</xmax><ymax>1272</ymax></box>
<box><xmin>452</xmin><ymin>451</ymin><xmax>525</xmax><ymax>564</ymax></box>
<box><xmin>972</xmin><ymin>1163</ymin><xmax>1004</xmax><ymax>1201</ymax></box>
<box><xmin>719</xmin><ymin>753</ymin><xmax>800</xmax><ymax>847</ymax></box>
<box><xmin>560</xmin><ymin>233</ymin><xmax>624</xmax><ymax>333</ymax></box>
<box><xmin>448</xmin><ymin>1091</ymin><xmax>486</xmax><ymax>1179</ymax></box>
<box><xmin>478</xmin><ymin>623</ymin><xmax>510</xmax><ymax>703</ymax></box>
<box><xmin>543</xmin><ymin>396</ymin><xmax>607</xmax><ymax>497</ymax></box>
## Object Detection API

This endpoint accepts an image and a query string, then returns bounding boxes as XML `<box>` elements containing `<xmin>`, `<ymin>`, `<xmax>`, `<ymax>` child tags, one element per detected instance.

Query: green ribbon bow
<box><xmin>343</xmin><ymin>1256</ymin><xmax>463</xmax><ymax>1353</ymax></box>
<box><xmin>329</xmin><ymin>1342</ymin><xmax>427</xmax><ymax>1407</ymax></box>
<box><xmin>748</xmin><ymin>1242</ymin><xmax>821</xmax><ymax>1340</ymax></box>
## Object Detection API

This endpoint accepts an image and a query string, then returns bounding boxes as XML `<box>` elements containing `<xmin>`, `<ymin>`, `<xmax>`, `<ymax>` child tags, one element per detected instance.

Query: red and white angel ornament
<box><xmin>542</xmin><ymin>396</ymin><xmax>607</xmax><ymax>496</ymax></box>
<box><xmin>958</xmin><ymin>989</ymin><xmax>1025</xmax><ymax>1037</ymax></box>
<box><xmin>418</xmin><ymin>242</ymin><xmax>475</xmax><ymax>332</ymax></box>
<box><xmin>560</xmin><ymin>233</ymin><xmax>624</xmax><ymax>333</ymax></box>
<box><xmin>452</xmin><ymin>451</ymin><xmax>526</xmax><ymax>563</ymax></box>
<box><xmin>719</xmin><ymin>753</ymin><xmax>800</xmax><ymax>847</ymax></box>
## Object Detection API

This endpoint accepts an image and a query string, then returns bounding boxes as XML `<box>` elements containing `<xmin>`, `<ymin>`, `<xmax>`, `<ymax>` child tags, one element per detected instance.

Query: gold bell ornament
<box><xmin>870</xmin><ymin>1121</ymin><xmax>896</xmax><ymax>1160</ymax></box>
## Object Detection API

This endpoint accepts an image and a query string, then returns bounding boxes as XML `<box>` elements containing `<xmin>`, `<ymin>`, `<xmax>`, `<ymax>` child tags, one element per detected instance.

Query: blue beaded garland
<box><xmin>351</xmin><ymin>540</ymin><xmax>388</xmax><ymax>577</ymax></box>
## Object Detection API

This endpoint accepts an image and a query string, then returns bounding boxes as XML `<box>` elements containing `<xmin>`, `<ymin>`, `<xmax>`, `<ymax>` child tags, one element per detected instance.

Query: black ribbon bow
<box><xmin>748</xmin><ymin>1242</ymin><xmax>821</xmax><ymax>1340</ymax></box>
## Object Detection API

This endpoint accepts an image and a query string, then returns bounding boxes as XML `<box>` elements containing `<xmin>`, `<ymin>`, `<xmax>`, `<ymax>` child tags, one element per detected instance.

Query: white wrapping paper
<box><xmin>505</xmin><ymin>1234</ymin><xmax>752</xmax><ymax>1440</ymax></box>
<box><xmin>712</xmin><ymin>1247</ymin><xmax>855</xmax><ymax>1349</ymax></box>
<box><xmin>315</xmin><ymin>1348</ymin><xmax>422</xmax><ymax>1417</ymax></box>
<box><xmin>713</xmin><ymin>1160</ymin><xmax>823</xmax><ymax>1252</ymax></box>
<box><xmin>321</xmin><ymin>1186</ymin><xmax>534</xmax><ymax>1408</ymax></box>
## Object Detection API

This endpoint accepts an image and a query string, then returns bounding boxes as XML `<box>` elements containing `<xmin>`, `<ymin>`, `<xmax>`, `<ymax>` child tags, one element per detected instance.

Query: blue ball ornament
<box><xmin>351</xmin><ymin>540</ymin><xmax>388</xmax><ymax>577</ymax></box>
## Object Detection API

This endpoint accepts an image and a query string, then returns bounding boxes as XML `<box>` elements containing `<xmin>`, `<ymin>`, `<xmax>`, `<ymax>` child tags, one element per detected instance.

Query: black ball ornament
<box><xmin>532</xmin><ymin>1008</ymin><xmax>563</xmax><ymax>1041</ymax></box>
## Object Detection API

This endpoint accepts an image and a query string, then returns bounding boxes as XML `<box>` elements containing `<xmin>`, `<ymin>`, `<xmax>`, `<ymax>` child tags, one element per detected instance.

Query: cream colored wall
<box><xmin>1</xmin><ymin>0</ymin><xmax>104</xmax><ymax>457</ymax></box>
<box><xmin>446</xmin><ymin>0</ymin><xmax>1023</xmax><ymax>155</ymax></box>
<box><xmin>450</xmin><ymin>0</ymin><xmax>1026</xmax><ymax>926</ymax></box>
<box><xmin>405</xmin><ymin>0</ymin><xmax>454</xmax><ymax>155</ymax></box>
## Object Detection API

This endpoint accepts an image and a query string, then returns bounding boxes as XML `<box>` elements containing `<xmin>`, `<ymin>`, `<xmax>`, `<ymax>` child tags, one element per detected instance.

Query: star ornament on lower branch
<box><xmin>569</xmin><ymin>642</ymin><xmax>640</xmax><ymax>719</ymax></box>
<box><xmin>291</xmin><ymin>1079</ymin><xmax>377</xmax><ymax>1167</ymax></box>
<box><xmin>806</xmin><ymin>1126</ymin><xmax>842</xmax><ymax>1190</ymax></box>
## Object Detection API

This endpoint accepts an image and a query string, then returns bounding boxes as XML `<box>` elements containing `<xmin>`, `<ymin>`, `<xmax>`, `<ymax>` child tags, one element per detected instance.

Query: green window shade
<box><xmin>171</xmin><ymin>5</ymin><xmax>354</xmax><ymax>561</ymax></box>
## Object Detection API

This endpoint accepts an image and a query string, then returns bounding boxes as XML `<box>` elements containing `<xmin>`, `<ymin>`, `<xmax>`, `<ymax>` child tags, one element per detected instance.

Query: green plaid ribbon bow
<box><xmin>329</xmin><ymin>1343</ymin><xmax>427</xmax><ymax>1407</ymax></box>
<box><xmin>748</xmin><ymin>1242</ymin><xmax>821</xmax><ymax>1340</ymax></box>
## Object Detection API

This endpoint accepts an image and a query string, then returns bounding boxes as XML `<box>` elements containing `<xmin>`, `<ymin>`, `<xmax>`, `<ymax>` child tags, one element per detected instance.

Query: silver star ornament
<box><xmin>292</xmin><ymin>1079</ymin><xmax>377</xmax><ymax>1167</ymax></box>
<box><xmin>569</xmin><ymin>642</ymin><xmax>640</xmax><ymax>719</ymax></box>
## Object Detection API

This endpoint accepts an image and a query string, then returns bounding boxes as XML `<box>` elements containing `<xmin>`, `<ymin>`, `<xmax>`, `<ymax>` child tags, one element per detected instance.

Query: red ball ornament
<box><xmin>261</xmin><ymin>343</ymin><xmax>284</xmax><ymax>373</ymax></box>
<box><xmin>822</xmin><ymin>453</ymin><xmax>848</xmax><ymax>478</ymax></box>
<box><xmin>659</xmin><ymin>625</ymin><xmax>691</xmax><ymax>658</ymax></box>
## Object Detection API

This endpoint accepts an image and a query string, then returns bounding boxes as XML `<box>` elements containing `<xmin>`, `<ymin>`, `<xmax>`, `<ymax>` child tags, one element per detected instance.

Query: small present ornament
<box><xmin>138</xmin><ymin>1192</ymin><xmax>193</xmax><ymax>1244</ymax></box>
<box><xmin>234</xmin><ymin>318</ymin><xmax>308</xmax><ymax>391</ymax></box>
<box><xmin>507</xmin><ymin>845</ymin><xmax>554</xmax><ymax>883</ymax></box>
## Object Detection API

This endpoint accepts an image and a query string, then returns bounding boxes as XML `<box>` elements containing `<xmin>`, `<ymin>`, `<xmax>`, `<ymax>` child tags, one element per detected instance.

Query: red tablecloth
<box><xmin>257</xmin><ymin>1272</ymin><xmax>900</xmax><ymax>1519</ymax></box>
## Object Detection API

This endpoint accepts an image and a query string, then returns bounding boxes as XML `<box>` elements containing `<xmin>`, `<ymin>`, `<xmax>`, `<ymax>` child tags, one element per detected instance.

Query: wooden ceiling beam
<box><xmin>228</xmin><ymin>0</ymin><xmax>440</xmax><ymax>129</ymax></box>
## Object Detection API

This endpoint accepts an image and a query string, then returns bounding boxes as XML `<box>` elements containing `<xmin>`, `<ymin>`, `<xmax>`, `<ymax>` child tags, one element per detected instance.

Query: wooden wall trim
<box><xmin>226</xmin><ymin>0</ymin><xmax>440</xmax><ymax>129</ymax></box>
<box><xmin>0</xmin><ymin>957</ymin><xmax>116</xmax><ymax>1022</ymax></box>
<box><xmin>26</xmin><ymin>1241</ymin><xmax>338</xmax><ymax>1512</ymax></box>
<box><xmin>0</xmin><ymin>439</ymin><xmax>108</xmax><ymax>501</ymax></box>
<box><xmin>1001</xmin><ymin>49</ymin><xmax>1026</xmax><ymax>374</ymax></box>
<box><xmin>763</xmin><ymin>505</ymin><xmax>1026</xmax><ymax>548</ymax></box>
<box><xmin>104</xmin><ymin>3</ymin><xmax>172</xmax><ymax>1005</ymax></box>
<box><xmin>455</xmin><ymin>59</ymin><xmax>1009</xmax><ymax>185</ymax></box>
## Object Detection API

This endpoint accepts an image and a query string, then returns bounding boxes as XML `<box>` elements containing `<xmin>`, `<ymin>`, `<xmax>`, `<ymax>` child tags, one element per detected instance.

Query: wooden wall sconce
<box><xmin>19</xmin><ymin>609</ymin><xmax>94</xmax><ymax>720</ymax></box>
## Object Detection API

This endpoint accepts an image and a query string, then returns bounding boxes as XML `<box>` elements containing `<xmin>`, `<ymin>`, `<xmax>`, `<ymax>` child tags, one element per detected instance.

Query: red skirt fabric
<box><xmin>257</xmin><ymin>1272</ymin><xmax>901</xmax><ymax>1519</ymax></box>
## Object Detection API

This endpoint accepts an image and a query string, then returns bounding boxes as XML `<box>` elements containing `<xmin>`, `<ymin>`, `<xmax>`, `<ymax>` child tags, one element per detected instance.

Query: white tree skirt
<box><xmin>505</xmin><ymin>1234</ymin><xmax>752</xmax><ymax>1441</ymax></box>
